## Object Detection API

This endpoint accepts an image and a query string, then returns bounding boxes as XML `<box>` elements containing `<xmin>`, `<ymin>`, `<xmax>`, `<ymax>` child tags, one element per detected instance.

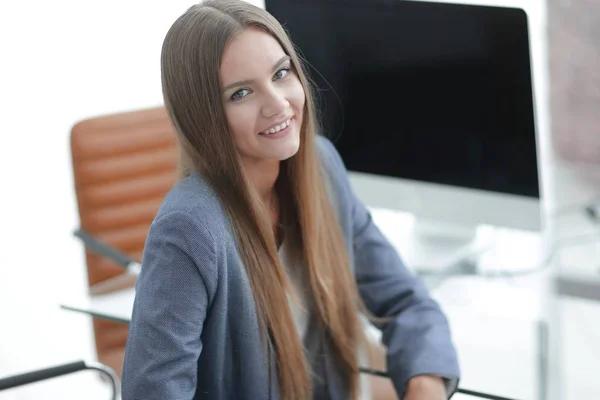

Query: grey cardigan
<box><xmin>122</xmin><ymin>136</ymin><xmax>460</xmax><ymax>399</ymax></box>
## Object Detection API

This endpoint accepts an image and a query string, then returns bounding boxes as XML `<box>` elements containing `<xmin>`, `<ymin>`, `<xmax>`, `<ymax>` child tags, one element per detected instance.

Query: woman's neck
<box><xmin>243</xmin><ymin>158</ymin><xmax>281</xmax><ymax>201</ymax></box>
<box><xmin>243</xmin><ymin>158</ymin><xmax>283</xmax><ymax>246</ymax></box>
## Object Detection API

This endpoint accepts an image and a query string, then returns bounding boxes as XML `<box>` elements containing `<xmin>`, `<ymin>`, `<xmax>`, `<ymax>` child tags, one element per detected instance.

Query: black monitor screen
<box><xmin>266</xmin><ymin>0</ymin><xmax>540</xmax><ymax>198</ymax></box>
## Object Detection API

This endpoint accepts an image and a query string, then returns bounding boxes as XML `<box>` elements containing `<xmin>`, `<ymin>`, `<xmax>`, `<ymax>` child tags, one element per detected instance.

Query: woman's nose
<box><xmin>261</xmin><ymin>88</ymin><xmax>290</xmax><ymax>118</ymax></box>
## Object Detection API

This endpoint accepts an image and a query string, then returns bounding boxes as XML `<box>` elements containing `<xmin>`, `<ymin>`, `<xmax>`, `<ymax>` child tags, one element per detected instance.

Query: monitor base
<box><xmin>403</xmin><ymin>219</ymin><xmax>483</xmax><ymax>273</ymax></box>
<box><xmin>404</xmin><ymin>218</ymin><xmax>545</xmax><ymax>277</ymax></box>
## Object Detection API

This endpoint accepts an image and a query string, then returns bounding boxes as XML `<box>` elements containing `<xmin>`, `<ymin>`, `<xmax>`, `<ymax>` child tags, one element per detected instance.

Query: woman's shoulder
<box><xmin>315</xmin><ymin>135</ymin><xmax>349</xmax><ymax>181</ymax></box>
<box><xmin>315</xmin><ymin>135</ymin><xmax>353</xmax><ymax>204</ymax></box>
<box><xmin>153</xmin><ymin>173</ymin><xmax>227</xmax><ymax>238</ymax></box>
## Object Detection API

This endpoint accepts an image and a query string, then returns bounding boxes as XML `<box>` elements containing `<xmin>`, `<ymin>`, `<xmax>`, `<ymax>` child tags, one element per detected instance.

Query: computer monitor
<box><xmin>266</xmin><ymin>0</ymin><xmax>542</xmax><ymax>269</ymax></box>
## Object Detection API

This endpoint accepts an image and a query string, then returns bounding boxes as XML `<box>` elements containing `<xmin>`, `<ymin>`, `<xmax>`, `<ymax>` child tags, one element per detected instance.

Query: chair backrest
<box><xmin>70</xmin><ymin>106</ymin><xmax>178</xmax><ymax>375</ymax></box>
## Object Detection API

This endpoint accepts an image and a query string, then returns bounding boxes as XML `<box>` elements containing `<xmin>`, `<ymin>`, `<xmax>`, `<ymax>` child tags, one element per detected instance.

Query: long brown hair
<box><xmin>161</xmin><ymin>1</ymin><xmax>367</xmax><ymax>398</ymax></box>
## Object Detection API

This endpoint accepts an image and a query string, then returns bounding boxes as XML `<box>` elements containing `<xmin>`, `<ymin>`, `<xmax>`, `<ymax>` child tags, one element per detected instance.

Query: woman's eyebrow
<box><xmin>222</xmin><ymin>55</ymin><xmax>291</xmax><ymax>92</ymax></box>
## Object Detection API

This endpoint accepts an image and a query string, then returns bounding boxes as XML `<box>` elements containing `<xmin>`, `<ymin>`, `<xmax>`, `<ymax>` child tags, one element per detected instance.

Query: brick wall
<box><xmin>549</xmin><ymin>0</ymin><xmax>600</xmax><ymax>164</ymax></box>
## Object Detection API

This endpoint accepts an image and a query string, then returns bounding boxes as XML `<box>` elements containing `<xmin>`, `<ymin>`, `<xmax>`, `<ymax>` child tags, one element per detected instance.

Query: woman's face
<box><xmin>220</xmin><ymin>28</ymin><xmax>305</xmax><ymax>166</ymax></box>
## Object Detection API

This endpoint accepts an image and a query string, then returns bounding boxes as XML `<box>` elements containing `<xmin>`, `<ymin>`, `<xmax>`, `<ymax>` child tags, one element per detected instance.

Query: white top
<box><xmin>279</xmin><ymin>242</ymin><xmax>372</xmax><ymax>400</ymax></box>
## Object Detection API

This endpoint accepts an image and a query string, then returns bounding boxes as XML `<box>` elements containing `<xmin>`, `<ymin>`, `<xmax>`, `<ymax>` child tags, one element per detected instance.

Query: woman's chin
<box><xmin>280</xmin><ymin>142</ymin><xmax>301</xmax><ymax>160</ymax></box>
<box><xmin>270</xmin><ymin>137</ymin><xmax>300</xmax><ymax>161</ymax></box>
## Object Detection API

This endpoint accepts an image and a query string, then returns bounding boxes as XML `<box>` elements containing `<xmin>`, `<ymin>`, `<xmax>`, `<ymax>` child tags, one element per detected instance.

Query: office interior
<box><xmin>1</xmin><ymin>0</ymin><xmax>599</xmax><ymax>399</ymax></box>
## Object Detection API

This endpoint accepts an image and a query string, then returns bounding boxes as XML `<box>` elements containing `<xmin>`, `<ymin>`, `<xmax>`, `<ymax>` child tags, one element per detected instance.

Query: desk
<box><xmin>552</xmin><ymin>206</ymin><xmax>600</xmax><ymax>302</ymax></box>
<box><xmin>61</xmin><ymin>276</ymin><xmax>544</xmax><ymax>400</ymax></box>
<box><xmin>548</xmin><ymin>158</ymin><xmax>600</xmax><ymax>296</ymax></box>
<box><xmin>540</xmin><ymin>158</ymin><xmax>600</xmax><ymax>400</ymax></box>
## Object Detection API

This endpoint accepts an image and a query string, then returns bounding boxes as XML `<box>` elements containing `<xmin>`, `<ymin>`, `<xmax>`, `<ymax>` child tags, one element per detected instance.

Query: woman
<box><xmin>122</xmin><ymin>1</ymin><xmax>460</xmax><ymax>399</ymax></box>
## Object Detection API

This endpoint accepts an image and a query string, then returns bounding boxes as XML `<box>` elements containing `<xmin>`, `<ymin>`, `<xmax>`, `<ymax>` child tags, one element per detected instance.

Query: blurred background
<box><xmin>1</xmin><ymin>0</ymin><xmax>599</xmax><ymax>399</ymax></box>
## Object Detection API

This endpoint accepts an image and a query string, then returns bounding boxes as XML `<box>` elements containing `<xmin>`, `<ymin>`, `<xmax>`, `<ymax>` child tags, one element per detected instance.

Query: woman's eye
<box><xmin>231</xmin><ymin>88</ymin><xmax>250</xmax><ymax>101</ymax></box>
<box><xmin>273</xmin><ymin>67</ymin><xmax>290</xmax><ymax>80</ymax></box>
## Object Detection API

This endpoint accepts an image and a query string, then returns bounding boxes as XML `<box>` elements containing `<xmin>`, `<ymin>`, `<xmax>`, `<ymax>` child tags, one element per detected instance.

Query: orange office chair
<box><xmin>69</xmin><ymin>106</ymin><xmax>178</xmax><ymax>375</ymax></box>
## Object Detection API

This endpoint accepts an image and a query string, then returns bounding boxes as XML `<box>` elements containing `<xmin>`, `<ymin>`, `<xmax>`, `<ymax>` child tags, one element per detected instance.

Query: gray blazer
<box><xmin>122</xmin><ymin>136</ymin><xmax>460</xmax><ymax>399</ymax></box>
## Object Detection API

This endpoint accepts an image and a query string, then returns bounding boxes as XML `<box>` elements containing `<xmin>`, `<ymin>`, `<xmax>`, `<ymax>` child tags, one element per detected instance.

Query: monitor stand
<box><xmin>402</xmin><ymin>217</ymin><xmax>546</xmax><ymax>278</ymax></box>
<box><xmin>403</xmin><ymin>218</ymin><xmax>494</xmax><ymax>275</ymax></box>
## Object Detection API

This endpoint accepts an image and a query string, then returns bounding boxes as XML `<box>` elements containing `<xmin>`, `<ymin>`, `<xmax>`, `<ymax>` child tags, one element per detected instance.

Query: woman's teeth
<box><xmin>262</xmin><ymin>118</ymin><xmax>291</xmax><ymax>135</ymax></box>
